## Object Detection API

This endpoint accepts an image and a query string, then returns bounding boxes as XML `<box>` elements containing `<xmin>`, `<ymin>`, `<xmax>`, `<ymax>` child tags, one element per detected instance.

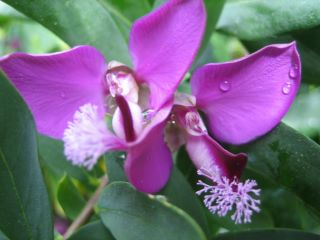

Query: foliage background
<box><xmin>0</xmin><ymin>0</ymin><xmax>319</xmax><ymax>239</ymax></box>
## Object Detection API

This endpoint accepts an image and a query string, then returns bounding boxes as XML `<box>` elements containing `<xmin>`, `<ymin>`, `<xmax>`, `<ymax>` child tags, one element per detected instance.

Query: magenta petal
<box><xmin>186</xmin><ymin>134</ymin><xmax>247</xmax><ymax>180</ymax></box>
<box><xmin>124</xmin><ymin>103</ymin><xmax>173</xmax><ymax>193</ymax></box>
<box><xmin>191</xmin><ymin>42</ymin><xmax>301</xmax><ymax>144</ymax></box>
<box><xmin>129</xmin><ymin>0</ymin><xmax>206</xmax><ymax>110</ymax></box>
<box><xmin>0</xmin><ymin>46</ymin><xmax>106</xmax><ymax>139</ymax></box>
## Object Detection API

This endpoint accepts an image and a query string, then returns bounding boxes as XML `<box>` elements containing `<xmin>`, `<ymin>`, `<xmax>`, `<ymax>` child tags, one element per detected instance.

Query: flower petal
<box><xmin>129</xmin><ymin>0</ymin><xmax>206</xmax><ymax>110</ymax></box>
<box><xmin>191</xmin><ymin>42</ymin><xmax>301</xmax><ymax>144</ymax></box>
<box><xmin>186</xmin><ymin>134</ymin><xmax>247</xmax><ymax>180</ymax></box>
<box><xmin>0</xmin><ymin>46</ymin><xmax>106</xmax><ymax>139</ymax></box>
<box><xmin>124</xmin><ymin>103</ymin><xmax>173</xmax><ymax>193</ymax></box>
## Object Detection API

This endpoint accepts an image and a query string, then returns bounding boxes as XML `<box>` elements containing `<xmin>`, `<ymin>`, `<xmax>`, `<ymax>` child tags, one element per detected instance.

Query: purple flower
<box><xmin>166</xmin><ymin>42</ymin><xmax>301</xmax><ymax>223</ymax></box>
<box><xmin>0</xmin><ymin>0</ymin><xmax>206</xmax><ymax>193</ymax></box>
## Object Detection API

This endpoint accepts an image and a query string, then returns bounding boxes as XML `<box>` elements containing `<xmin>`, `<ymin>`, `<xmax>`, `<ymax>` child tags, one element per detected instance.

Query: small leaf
<box><xmin>213</xmin><ymin>229</ymin><xmax>320</xmax><ymax>240</ymax></box>
<box><xmin>0</xmin><ymin>72</ymin><xmax>53</xmax><ymax>239</ymax></box>
<box><xmin>57</xmin><ymin>176</ymin><xmax>86</xmax><ymax>220</ymax></box>
<box><xmin>68</xmin><ymin>221</ymin><xmax>115</xmax><ymax>240</ymax></box>
<box><xmin>98</xmin><ymin>182</ymin><xmax>206</xmax><ymax>240</ymax></box>
<box><xmin>217</xmin><ymin>0</ymin><xmax>320</xmax><ymax>40</ymax></box>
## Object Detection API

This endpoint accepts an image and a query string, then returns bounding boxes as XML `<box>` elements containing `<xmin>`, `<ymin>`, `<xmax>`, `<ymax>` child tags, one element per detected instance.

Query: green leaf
<box><xmin>198</xmin><ymin>0</ymin><xmax>225</xmax><ymax>55</ymax></box>
<box><xmin>0</xmin><ymin>72</ymin><xmax>53</xmax><ymax>239</ymax></box>
<box><xmin>102</xmin><ymin>0</ymin><xmax>151</xmax><ymax>22</ymax></box>
<box><xmin>104</xmin><ymin>152</ymin><xmax>127</xmax><ymax>183</ymax></box>
<box><xmin>57</xmin><ymin>176</ymin><xmax>86</xmax><ymax>220</ymax></box>
<box><xmin>213</xmin><ymin>229</ymin><xmax>320</xmax><ymax>240</ymax></box>
<box><xmin>261</xmin><ymin>187</ymin><xmax>320</xmax><ymax>231</ymax></box>
<box><xmin>160</xmin><ymin>167</ymin><xmax>209</xmax><ymax>237</ymax></box>
<box><xmin>38</xmin><ymin>135</ymin><xmax>87</xmax><ymax>181</ymax></box>
<box><xmin>217</xmin><ymin>0</ymin><xmax>320</xmax><ymax>40</ymax></box>
<box><xmin>104</xmin><ymin>152</ymin><xmax>209</xmax><ymax>236</ymax></box>
<box><xmin>98</xmin><ymin>182</ymin><xmax>206</xmax><ymax>240</ymax></box>
<box><xmin>0</xmin><ymin>230</ymin><xmax>9</xmax><ymax>240</ymax></box>
<box><xmin>68</xmin><ymin>221</ymin><xmax>115</xmax><ymax>240</ymax></box>
<box><xmin>237</xmin><ymin>123</ymin><xmax>320</xmax><ymax>216</ymax></box>
<box><xmin>2</xmin><ymin>0</ymin><xmax>131</xmax><ymax>64</ymax></box>
<box><xmin>284</xmin><ymin>86</ymin><xmax>320</xmax><ymax>137</ymax></box>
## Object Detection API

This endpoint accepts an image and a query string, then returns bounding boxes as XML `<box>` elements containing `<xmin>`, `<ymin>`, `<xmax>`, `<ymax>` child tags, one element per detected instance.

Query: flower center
<box><xmin>105</xmin><ymin>61</ymin><xmax>139</xmax><ymax>103</ymax></box>
<box><xmin>185</xmin><ymin>111</ymin><xmax>207</xmax><ymax>135</ymax></box>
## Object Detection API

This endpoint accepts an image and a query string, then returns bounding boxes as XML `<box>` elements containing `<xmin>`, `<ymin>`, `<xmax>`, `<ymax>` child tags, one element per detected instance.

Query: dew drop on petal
<box><xmin>282</xmin><ymin>80</ymin><xmax>293</xmax><ymax>95</ymax></box>
<box><xmin>289</xmin><ymin>64</ymin><xmax>298</xmax><ymax>79</ymax></box>
<box><xmin>142</xmin><ymin>108</ymin><xmax>155</xmax><ymax>124</ymax></box>
<box><xmin>219</xmin><ymin>80</ymin><xmax>231</xmax><ymax>92</ymax></box>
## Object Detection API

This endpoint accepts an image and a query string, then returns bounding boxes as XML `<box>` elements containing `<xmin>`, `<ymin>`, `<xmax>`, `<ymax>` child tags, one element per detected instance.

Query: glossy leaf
<box><xmin>68</xmin><ymin>221</ymin><xmax>115</xmax><ymax>240</ymax></box>
<box><xmin>213</xmin><ymin>229</ymin><xmax>320</xmax><ymax>240</ymax></box>
<box><xmin>217</xmin><ymin>0</ymin><xmax>320</xmax><ymax>40</ymax></box>
<box><xmin>98</xmin><ymin>182</ymin><xmax>206</xmax><ymax>240</ymax></box>
<box><xmin>160</xmin><ymin>167</ymin><xmax>209</xmax><ymax>237</ymax></box>
<box><xmin>2</xmin><ymin>0</ymin><xmax>131</xmax><ymax>64</ymax></box>
<box><xmin>105</xmin><ymin>152</ymin><xmax>209</xmax><ymax>235</ymax></box>
<box><xmin>0</xmin><ymin>72</ymin><xmax>53</xmax><ymax>239</ymax></box>
<box><xmin>57</xmin><ymin>176</ymin><xmax>86</xmax><ymax>220</ymax></box>
<box><xmin>284</xmin><ymin>86</ymin><xmax>320</xmax><ymax>137</ymax></box>
<box><xmin>237</xmin><ymin>123</ymin><xmax>320</xmax><ymax>216</ymax></box>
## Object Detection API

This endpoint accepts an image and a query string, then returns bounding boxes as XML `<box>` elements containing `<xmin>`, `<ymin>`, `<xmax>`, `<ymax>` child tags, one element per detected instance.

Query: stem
<box><xmin>63</xmin><ymin>175</ymin><xmax>109</xmax><ymax>239</ymax></box>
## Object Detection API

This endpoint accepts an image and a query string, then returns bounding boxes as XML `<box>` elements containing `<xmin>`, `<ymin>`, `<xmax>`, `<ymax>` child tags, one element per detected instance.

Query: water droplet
<box><xmin>219</xmin><ymin>80</ymin><xmax>231</xmax><ymax>92</ymax></box>
<box><xmin>142</xmin><ymin>109</ymin><xmax>155</xmax><ymax>124</ymax></box>
<box><xmin>282</xmin><ymin>80</ymin><xmax>293</xmax><ymax>95</ymax></box>
<box><xmin>289</xmin><ymin>64</ymin><xmax>298</xmax><ymax>78</ymax></box>
<box><xmin>60</xmin><ymin>92</ymin><xmax>66</xmax><ymax>98</ymax></box>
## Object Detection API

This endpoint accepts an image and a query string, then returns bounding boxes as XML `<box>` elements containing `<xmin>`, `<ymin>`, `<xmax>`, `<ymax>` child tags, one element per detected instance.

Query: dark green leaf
<box><xmin>213</xmin><ymin>229</ymin><xmax>320</xmax><ymax>240</ymax></box>
<box><xmin>284</xmin><ymin>86</ymin><xmax>320</xmax><ymax>137</ymax></box>
<box><xmin>104</xmin><ymin>152</ymin><xmax>127</xmax><ymax>183</ymax></box>
<box><xmin>261</xmin><ymin>188</ymin><xmax>320</xmax><ymax>231</ymax></box>
<box><xmin>98</xmin><ymin>182</ymin><xmax>206</xmax><ymax>240</ymax></box>
<box><xmin>68</xmin><ymin>221</ymin><xmax>115</xmax><ymax>240</ymax></box>
<box><xmin>105</xmin><ymin>152</ymin><xmax>209</xmax><ymax>236</ymax></box>
<box><xmin>0</xmin><ymin>72</ymin><xmax>53</xmax><ymax>239</ymax></box>
<box><xmin>217</xmin><ymin>0</ymin><xmax>320</xmax><ymax>40</ymax></box>
<box><xmin>237</xmin><ymin>123</ymin><xmax>320</xmax><ymax>216</ymax></box>
<box><xmin>2</xmin><ymin>0</ymin><xmax>131</xmax><ymax>64</ymax></box>
<box><xmin>198</xmin><ymin>0</ymin><xmax>225</xmax><ymax>55</ymax></box>
<box><xmin>102</xmin><ymin>0</ymin><xmax>150</xmax><ymax>22</ymax></box>
<box><xmin>57</xmin><ymin>176</ymin><xmax>86</xmax><ymax>220</ymax></box>
<box><xmin>160</xmin><ymin>167</ymin><xmax>209</xmax><ymax>237</ymax></box>
<box><xmin>0</xmin><ymin>230</ymin><xmax>9</xmax><ymax>240</ymax></box>
<box><xmin>38</xmin><ymin>135</ymin><xmax>87</xmax><ymax>181</ymax></box>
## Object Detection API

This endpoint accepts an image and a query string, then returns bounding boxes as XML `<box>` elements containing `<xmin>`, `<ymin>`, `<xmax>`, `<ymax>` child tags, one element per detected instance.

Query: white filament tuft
<box><xmin>63</xmin><ymin>103</ymin><xmax>108</xmax><ymax>170</ymax></box>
